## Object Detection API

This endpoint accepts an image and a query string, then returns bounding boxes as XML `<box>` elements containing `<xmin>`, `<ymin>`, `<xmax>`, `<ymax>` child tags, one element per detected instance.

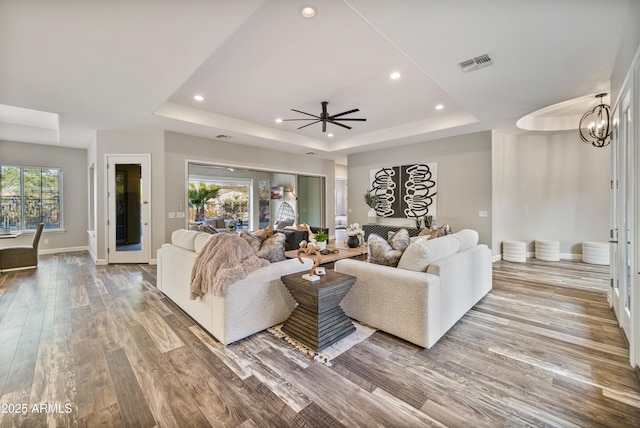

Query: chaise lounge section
<box><xmin>335</xmin><ymin>229</ymin><xmax>492</xmax><ymax>348</ymax></box>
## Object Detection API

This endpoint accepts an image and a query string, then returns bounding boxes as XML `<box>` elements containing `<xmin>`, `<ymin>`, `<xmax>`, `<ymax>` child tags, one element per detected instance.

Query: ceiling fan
<box><xmin>283</xmin><ymin>101</ymin><xmax>366</xmax><ymax>132</ymax></box>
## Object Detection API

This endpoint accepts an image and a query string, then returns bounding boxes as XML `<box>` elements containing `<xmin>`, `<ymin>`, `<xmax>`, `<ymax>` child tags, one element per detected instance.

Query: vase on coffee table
<box><xmin>346</xmin><ymin>235</ymin><xmax>359</xmax><ymax>248</ymax></box>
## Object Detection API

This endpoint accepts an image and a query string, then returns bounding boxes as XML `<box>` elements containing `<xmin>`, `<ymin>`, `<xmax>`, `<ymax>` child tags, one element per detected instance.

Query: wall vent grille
<box><xmin>459</xmin><ymin>54</ymin><xmax>493</xmax><ymax>72</ymax></box>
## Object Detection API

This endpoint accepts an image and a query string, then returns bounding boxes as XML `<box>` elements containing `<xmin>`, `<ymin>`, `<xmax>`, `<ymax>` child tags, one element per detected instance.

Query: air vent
<box><xmin>459</xmin><ymin>54</ymin><xmax>493</xmax><ymax>73</ymax></box>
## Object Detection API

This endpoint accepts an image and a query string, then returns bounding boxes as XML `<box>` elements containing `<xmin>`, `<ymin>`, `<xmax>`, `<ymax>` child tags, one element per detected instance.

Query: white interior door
<box><xmin>107</xmin><ymin>155</ymin><xmax>150</xmax><ymax>264</ymax></box>
<box><xmin>612</xmin><ymin>90</ymin><xmax>633</xmax><ymax>339</ymax></box>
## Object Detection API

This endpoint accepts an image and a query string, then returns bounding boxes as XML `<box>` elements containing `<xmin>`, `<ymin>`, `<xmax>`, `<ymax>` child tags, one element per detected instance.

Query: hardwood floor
<box><xmin>1</xmin><ymin>252</ymin><xmax>639</xmax><ymax>427</ymax></box>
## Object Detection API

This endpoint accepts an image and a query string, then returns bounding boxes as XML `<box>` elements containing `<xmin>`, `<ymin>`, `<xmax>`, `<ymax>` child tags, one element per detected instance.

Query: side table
<box><xmin>280</xmin><ymin>270</ymin><xmax>356</xmax><ymax>351</ymax></box>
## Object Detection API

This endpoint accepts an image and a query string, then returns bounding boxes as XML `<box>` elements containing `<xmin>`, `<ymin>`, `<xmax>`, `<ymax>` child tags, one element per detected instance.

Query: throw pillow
<box><xmin>418</xmin><ymin>228</ymin><xmax>439</xmax><ymax>239</ymax></box>
<box><xmin>388</xmin><ymin>228</ymin><xmax>411</xmax><ymax>251</ymax></box>
<box><xmin>252</xmin><ymin>226</ymin><xmax>273</xmax><ymax>240</ymax></box>
<box><xmin>397</xmin><ymin>235</ymin><xmax>461</xmax><ymax>272</ymax></box>
<box><xmin>257</xmin><ymin>232</ymin><xmax>286</xmax><ymax>263</ymax></box>
<box><xmin>367</xmin><ymin>233</ymin><xmax>404</xmax><ymax>267</ymax></box>
<box><xmin>239</xmin><ymin>231</ymin><xmax>262</xmax><ymax>254</ymax></box>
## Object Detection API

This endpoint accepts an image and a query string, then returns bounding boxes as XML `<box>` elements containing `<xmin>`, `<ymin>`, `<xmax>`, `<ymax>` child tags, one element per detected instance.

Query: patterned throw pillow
<box><xmin>256</xmin><ymin>232</ymin><xmax>286</xmax><ymax>263</ymax></box>
<box><xmin>367</xmin><ymin>229</ymin><xmax>411</xmax><ymax>267</ymax></box>
<box><xmin>239</xmin><ymin>231</ymin><xmax>262</xmax><ymax>254</ymax></box>
<box><xmin>388</xmin><ymin>229</ymin><xmax>411</xmax><ymax>251</ymax></box>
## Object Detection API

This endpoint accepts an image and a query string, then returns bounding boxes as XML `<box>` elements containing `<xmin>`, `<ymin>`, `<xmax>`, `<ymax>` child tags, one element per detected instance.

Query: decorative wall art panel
<box><xmin>369</xmin><ymin>163</ymin><xmax>437</xmax><ymax>219</ymax></box>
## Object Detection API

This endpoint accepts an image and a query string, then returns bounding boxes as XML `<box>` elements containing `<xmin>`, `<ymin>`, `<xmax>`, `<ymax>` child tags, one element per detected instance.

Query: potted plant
<box><xmin>364</xmin><ymin>190</ymin><xmax>379</xmax><ymax>223</ymax></box>
<box><xmin>313</xmin><ymin>230</ymin><xmax>329</xmax><ymax>251</ymax></box>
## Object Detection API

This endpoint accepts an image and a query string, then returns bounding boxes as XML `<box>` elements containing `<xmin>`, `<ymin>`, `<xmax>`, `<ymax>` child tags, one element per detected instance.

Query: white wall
<box><xmin>0</xmin><ymin>140</ymin><xmax>88</xmax><ymax>252</ymax></box>
<box><xmin>163</xmin><ymin>131</ymin><xmax>336</xmax><ymax>244</ymax></box>
<box><xmin>347</xmin><ymin>131</ymin><xmax>493</xmax><ymax>247</ymax></box>
<box><xmin>492</xmin><ymin>130</ymin><xmax>610</xmax><ymax>258</ymax></box>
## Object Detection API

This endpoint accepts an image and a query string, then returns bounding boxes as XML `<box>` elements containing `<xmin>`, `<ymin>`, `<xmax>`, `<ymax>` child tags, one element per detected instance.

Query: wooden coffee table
<box><xmin>284</xmin><ymin>242</ymin><xmax>367</xmax><ymax>266</ymax></box>
<box><xmin>280</xmin><ymin>270</ymin><xmax>356</xmax><ymax>351</ymax></box>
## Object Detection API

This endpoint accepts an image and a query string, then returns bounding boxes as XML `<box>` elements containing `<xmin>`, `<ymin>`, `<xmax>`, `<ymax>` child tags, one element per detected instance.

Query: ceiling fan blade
<box><xmin>328</xmin><ymin>120</ymin><xmax>352</xmax><ymax>130</ymax></box>
<box><xmin>297</xmin><ymin>120</ymin><xmax>321</xmax><ymax>130</ymax></box>
<box><xmin>330</xmin><ymin>108</ymin><xmax>359</xmax><ymax>119</ymax></box>
<box><xmin>282</xmin><ymin>118</ymin><xmax>317</xmax><ymax>121</ymax></box>
<box><xmin>332</xmin><ymin>118</ymin><xmax>367</xmax><ymax>121</ymax></box>
<box><xmin>291</xmin><ymin>109</ymin><xmax>321</xmax><ymax>119</ymax></box>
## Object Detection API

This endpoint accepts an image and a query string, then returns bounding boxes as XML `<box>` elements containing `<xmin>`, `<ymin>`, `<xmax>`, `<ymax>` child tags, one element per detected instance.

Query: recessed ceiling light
<box><xmin>300</xmin><ymin>6</ymin><xmax>316</xmax><ymax>18</ymax></box>
<box><xmin>275</xmin><ymin>118</ymin><xmax>283</xmax><ymax>123</ymax></box>
<box><xmin>327</xmin><ymin>133</ymin><xmax>334</xmax><ymax>137</ymax></box>
<box><xmin>194</xmin><ymin>94</ymin><xmax>204</xmax><ymax>102</ymax></box>
<box><xmin>390</xmin><ymin>72</ymin><xmax>401</xmax><ymax>80</ymax></box>
<box><xmin>435</xmin><ymin>104</ymin><xmax>444</xmax><ymax>110</ymax></box>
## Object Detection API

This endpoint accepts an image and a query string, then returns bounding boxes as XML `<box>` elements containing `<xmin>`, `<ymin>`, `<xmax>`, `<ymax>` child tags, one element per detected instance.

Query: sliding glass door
<box><xmin>297</xmin><ymin>175</ymin><xmax>325</xmax><ymax>227</ymax></box>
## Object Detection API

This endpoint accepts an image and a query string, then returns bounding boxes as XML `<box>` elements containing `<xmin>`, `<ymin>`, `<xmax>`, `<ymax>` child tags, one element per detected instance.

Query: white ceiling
<box><xmin>0</xmin><ymin>0</ymin><xmax>635</xmax><ymax>163</ymax></box>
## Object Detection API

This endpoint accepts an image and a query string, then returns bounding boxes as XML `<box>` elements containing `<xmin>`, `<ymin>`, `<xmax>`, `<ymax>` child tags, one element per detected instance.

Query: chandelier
<box><xmin>578</xmin><ymin>93</ymin><xmax>611</xmax><ymax>147</ymax></box>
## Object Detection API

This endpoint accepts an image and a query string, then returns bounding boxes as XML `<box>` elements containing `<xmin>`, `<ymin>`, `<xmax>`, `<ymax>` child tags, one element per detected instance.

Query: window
<box><xmin>0</xmin><ymin>165</ymin><xmax>62</xmax><ymax>231</ymax></box>
<box><xmin>188</xmin><ymin>176</ymin><xmax>252</xmax><ymax>228</ymax></box>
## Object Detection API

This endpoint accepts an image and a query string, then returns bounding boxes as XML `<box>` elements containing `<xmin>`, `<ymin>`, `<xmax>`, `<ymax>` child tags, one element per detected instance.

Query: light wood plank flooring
<box><xmin>1</xmin><ymin>253</ymin><xmax>639</xmax><ymax>427</ymax></box>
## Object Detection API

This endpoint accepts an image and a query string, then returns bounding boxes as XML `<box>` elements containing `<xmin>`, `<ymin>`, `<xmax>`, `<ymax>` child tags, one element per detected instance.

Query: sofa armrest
<box><xmin>427</xmin><ymin>244</ymin><xmax>492</xmax><ymax>336</ymax></box>
<box><xmin>334</xmin><ymin>258</ymin><xmax>440</xmax><ymax>348</ymax></box>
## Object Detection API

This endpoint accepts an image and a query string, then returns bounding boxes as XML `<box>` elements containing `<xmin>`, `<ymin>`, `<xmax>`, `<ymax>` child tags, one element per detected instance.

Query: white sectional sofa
<box><xmin>335</xmin><ymin>229</ymin><xmax>492</xmax><ymax>348</ymax></box>
<box><xmin>157</xmin><ymin>229</ymin><xmax>312</xmax><ymax>345</ymax></box>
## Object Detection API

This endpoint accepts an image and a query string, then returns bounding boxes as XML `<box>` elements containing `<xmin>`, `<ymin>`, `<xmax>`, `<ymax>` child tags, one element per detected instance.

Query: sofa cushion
<box><xmin>256</xmin><ymin>232</ymin><xmax>286</xmax><ymax>263</ymax></box>
<box><xmin>367</xmin><ymin>229</ymin><xmax>410</xmax><ymax>267</ymax></box>
<box><xmin>450</xmin><ymin>229</ymin><xmax>479</xmax><ymax>251</ymax></box>
<box><xmin>397</xmin><ymin>235</ymin><xmax>461</xmax><ymax>272</ymax></box>
<box><xmin>172</xmin><ymin>229</ymin><xmax>202</xmax><ymax>251</ymax></box>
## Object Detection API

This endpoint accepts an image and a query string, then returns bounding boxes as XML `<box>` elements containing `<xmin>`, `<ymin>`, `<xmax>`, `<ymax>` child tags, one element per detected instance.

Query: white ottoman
<box><xmin>582</xmin><ymin>241</ymin><xmax>610</xmax><ymax>265</ymax></box>
<box><xmin>502</xmin><ymin>241</ymin><xmax>526</xmax><ymax>262</ymax></box>
<box><xmin>535</xmin><ymin>240</ymin><xmax>560</xmax><ymax>261</ymax></box>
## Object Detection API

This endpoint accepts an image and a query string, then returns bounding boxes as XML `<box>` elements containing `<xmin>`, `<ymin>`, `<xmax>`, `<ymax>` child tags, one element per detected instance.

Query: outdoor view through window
<box><xmin>0</xmin><ymin>165</ymin><xmax>62</xmax><ymax>231</ymax></box>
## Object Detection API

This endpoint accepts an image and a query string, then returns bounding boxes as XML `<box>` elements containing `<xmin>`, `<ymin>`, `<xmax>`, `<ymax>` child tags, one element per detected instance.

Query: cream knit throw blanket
<box><xmin>190</xmin><ymin>233</ymin><xmax>269</xmax><ymax>299</ymax></box>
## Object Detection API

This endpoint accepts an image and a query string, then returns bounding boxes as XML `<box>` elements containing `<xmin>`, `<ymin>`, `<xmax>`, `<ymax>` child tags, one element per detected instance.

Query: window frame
<box><xmin>0</xmin><ymin>163</ymin><xmax>64</xmax><ymax>232</ymax></box>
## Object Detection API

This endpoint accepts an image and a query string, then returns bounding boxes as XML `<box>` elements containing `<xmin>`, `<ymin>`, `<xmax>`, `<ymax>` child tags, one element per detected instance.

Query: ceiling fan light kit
<box><xmin>282</xmin><ymin>101</ymin><xmax>366</xmax><ymax>133</ymax></box>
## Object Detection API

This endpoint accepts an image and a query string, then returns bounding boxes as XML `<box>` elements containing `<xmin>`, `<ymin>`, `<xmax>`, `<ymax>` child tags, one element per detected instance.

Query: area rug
<box><xmin>268</xmin><ymin>321</ymin><xmax>376</xmax><ymax>366</ymax></box>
